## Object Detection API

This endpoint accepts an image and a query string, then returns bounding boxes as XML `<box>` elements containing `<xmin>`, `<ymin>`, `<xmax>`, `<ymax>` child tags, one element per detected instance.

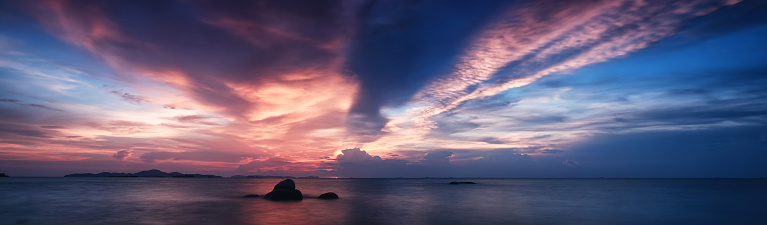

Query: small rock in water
<box><xmin>318</xmin><ymin>192</ymin><xmax>339</xmax><ymax>199</ymax></box>
<box><xmin>449</xmin><ymin>181</ymin><xmax>476</xmax><ymax>184</ymax></box>
<box><xmin>243</xmin><ymin>194</ymin><xmax>260</xmax><ymax>198</ymax></box>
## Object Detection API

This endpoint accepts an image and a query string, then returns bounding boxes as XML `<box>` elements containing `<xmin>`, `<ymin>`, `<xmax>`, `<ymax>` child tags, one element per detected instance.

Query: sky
<box><xmin>0</xmin><ymin>0</ymin><xmax>765</xmax><ymax>177</ymax></box>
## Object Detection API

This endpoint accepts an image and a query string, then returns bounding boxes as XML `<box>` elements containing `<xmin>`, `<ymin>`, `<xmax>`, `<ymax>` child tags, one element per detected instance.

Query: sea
<box><xmin>1</xmin><ymin>178</ymin><xmax>765</xmax><ymax>225</ymax></box>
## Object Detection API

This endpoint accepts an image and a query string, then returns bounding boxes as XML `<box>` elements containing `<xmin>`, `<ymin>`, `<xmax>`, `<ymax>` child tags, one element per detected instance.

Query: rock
<box><xmin>318</xmin><ymin>192</ymin><xmax>339</xmax><ymax>199</ymax></box>
<box><xmin>264</xmin><ymin>179</ymin><xmax>303</xmax><ymax>201</ymax></box>
<box><xmin>449</xmin><ymin>181</ymin><xmax>476</xmax><ymax>184</ymax></box>
<box><xmin>243</xmin><ymin>194</ymin><xmax>260</xmax><ymax>198</ymax></box>
<box><xmin>264</xmin><ymin>189</ymin><xmax>303</xmax><ymax>200</ymax></box>
<box><xmin>273</xmin><ymin>179</ymin><xmax>296</xmax><ymax>189</ymax></box>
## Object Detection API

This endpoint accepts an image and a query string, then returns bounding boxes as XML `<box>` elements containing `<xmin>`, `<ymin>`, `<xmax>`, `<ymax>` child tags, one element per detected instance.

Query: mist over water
<box><xmin>1</xmin><ymin>178</ymin><xmax>765</xmax><ymax>225</ymax></box>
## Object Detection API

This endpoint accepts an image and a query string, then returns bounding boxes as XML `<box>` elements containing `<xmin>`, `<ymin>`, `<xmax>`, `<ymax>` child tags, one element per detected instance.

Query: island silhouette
<box><xmin>64</xmin><ymin>169</ymin><xmax>222</xmax><ymax>178</ymax></box>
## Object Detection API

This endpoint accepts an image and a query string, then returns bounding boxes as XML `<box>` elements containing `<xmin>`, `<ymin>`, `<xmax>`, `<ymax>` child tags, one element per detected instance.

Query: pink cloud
<box><xmin>112</xmin><ymin>149</ymin><xmax>132</xmax><ymax>160</ymax></box>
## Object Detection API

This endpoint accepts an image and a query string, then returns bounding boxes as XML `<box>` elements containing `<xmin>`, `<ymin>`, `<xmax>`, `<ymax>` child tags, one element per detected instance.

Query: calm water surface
<box><xmin>1</xmin><ymin>178</ymin><xmax>765</xmax><ymax>225</ymax></box>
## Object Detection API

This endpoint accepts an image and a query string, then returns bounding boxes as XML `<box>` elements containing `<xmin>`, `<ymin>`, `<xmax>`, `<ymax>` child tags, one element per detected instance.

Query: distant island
<box><xmin>64</xmin><ymin>169</ymin><xmax>222</xmax><ymax>178</ymax></box>
<box><xmin>230</xmin><ymin>175</ymin><xmax>319</xmax><ymax>179</ymax></box>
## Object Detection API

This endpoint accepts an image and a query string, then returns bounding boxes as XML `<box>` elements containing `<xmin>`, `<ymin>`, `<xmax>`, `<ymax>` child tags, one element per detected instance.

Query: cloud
<box><xmin>345</xmin><ymin>0</ymin><xmax>511</xmax><ymax>136</ymax></box>
<box><xmin>428</xmin><ymin>0</ymin><xmax>737</xmax><ymax>114</ymax></box>
<box><xmin>562</xmin><ymin>125</ymin><xmax>767</xmax><ymax>178</ymax></box>
<box><xmin>422</xmin><ymin>150</ymin><xmax>452</xmax><ymax>164</ymax></box>
<box><xmin>2</xmin><ymin>0</ymin><xmax>764</xmax><ymax>178</ymax></box>
<box><xmin>26</xmin><ymin>103</ymin><xmax>63</xmax><ymax>111</ymax></box>
<box><xmin>26</xmin><ymin>0</ymin><xmax>357</xmax><ymax>120</ymax></box>
<box><xmin>234</xmin><ymin>157</ymin><xmax>293</xmax><ymax>174</ymax></box>
<box><xmin>562</xmin><ymin>159</ymin><xmax>579</xmax><ymax>167</ymax></box>
<box><xmin>139</xmin><ymin>150</ymin><xmax>251</xmax><ymax>164</ymax></box>
<box><xmin>542</xmin><ymin>150</ymin><xmax>564</xmax><ymax>154</ymax></box>
<box><xmin>40</xmin><ymin>125</ymin><xmax>64</xmax><ymax>129</ymax></box>
<box><xmin>110</xmin><ymin>90</ymin><xmax>149</xmax><ymax>104</ymax></box>
<box><xmin>478</xmin><ymin>137</ymin><xmax>505</xmax><ymax>145</ymax></box>
<box><xmin>335</xmin><ymin>148</ymin><xmax>382</xmax><ymax>162</ymax></box>
<box><xmin>112</xmin><ymin>149</ymin><xmax>132</xmax><ymax>160</ymax></box>
<box><xmin>174</xmin><ymin>115</ymin><xmax>219</xmax><ymax>126</ymax></box>
<box><xmin>0</xmin><ymin>98</ymin><xmax>62</xmax><ymax>111</ymax></box>
<box><xmin>89</xmin><ymin>120</ymin><xmax>153</xmax><ymax>135</ymax></box>
<box><xmin>0</xmin><ymin>126</ymin><xmax>52</xmax><ymax>138</ymax></box>
<box><xmin>366</xmin><ymin>0</ymin><xmax>741</xmax><ymax>149</ymax></box>
<box><xmin>331</xmin><ymin>148</ymin><xmax>412</xmax><ymax>177</ymax></box>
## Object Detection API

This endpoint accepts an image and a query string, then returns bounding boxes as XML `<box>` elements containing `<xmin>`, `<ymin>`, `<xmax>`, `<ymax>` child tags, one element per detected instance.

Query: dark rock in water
<box><xmin>273</xmin><ymin>179</ymin><xmax>296</xmax><ymax>189</ymax></box>
<box><xmin>318</xmin><ymin>192</ymin><xmax>339</xmax><ymax>199</ymax></box>
<box><xmin>265</xmin><ymin>189</ymin><xmax>303</xmax><ymax>200</ymax></box>
<box><xmin>264</xmin><ymin>179</ymin><xmax>303</xmax><ymax>201</ymax></box>
<box><xmin>243</xmin><ymin>194</ymin><xmax>260</xmax><ymax>198</ymax></box>
<box><xmin>449</xmin><ymin>181</ymin><xmax>476</xmax><ymax>184</ymax></box>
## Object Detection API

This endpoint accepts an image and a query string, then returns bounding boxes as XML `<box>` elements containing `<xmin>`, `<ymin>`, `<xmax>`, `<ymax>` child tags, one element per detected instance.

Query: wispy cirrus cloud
<box><xmin>109</xmin><ymin>90</ymin><xmax>149</xmax><ymax>104</ymax></box>
<box><xmin>365</xmin><ymin>0</ymin><xmax>742</xmax><ymax>152</ymax></box>
<box><xmin>416</xmin><ymin>0</ymin><xmax>741</xmax><ymax>121</ymax></box>
<box><xmin>0</xmin><ymin>98</ymin><xmax>63</xmax><ymax>111</ymax></box>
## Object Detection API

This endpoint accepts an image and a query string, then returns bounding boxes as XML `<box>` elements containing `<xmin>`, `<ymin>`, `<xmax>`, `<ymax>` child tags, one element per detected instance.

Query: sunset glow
<box><xmin>1</xmin><ymin>0</ymin><xmax>765</xmax><ymax>177</ymax></box>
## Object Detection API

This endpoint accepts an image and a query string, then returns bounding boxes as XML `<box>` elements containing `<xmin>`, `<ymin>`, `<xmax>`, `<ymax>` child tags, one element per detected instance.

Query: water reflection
<box><xmin>1</xmin><ymin>178</ymin><xmax>766</xmax><ymax>224</ymax></box>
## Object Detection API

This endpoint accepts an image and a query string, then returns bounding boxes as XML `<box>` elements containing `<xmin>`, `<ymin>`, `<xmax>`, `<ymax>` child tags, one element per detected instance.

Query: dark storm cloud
<box><xmin>345</xmin><ymin>0</ymin><xmax>510</xmax><ymax>134</ymax></box>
